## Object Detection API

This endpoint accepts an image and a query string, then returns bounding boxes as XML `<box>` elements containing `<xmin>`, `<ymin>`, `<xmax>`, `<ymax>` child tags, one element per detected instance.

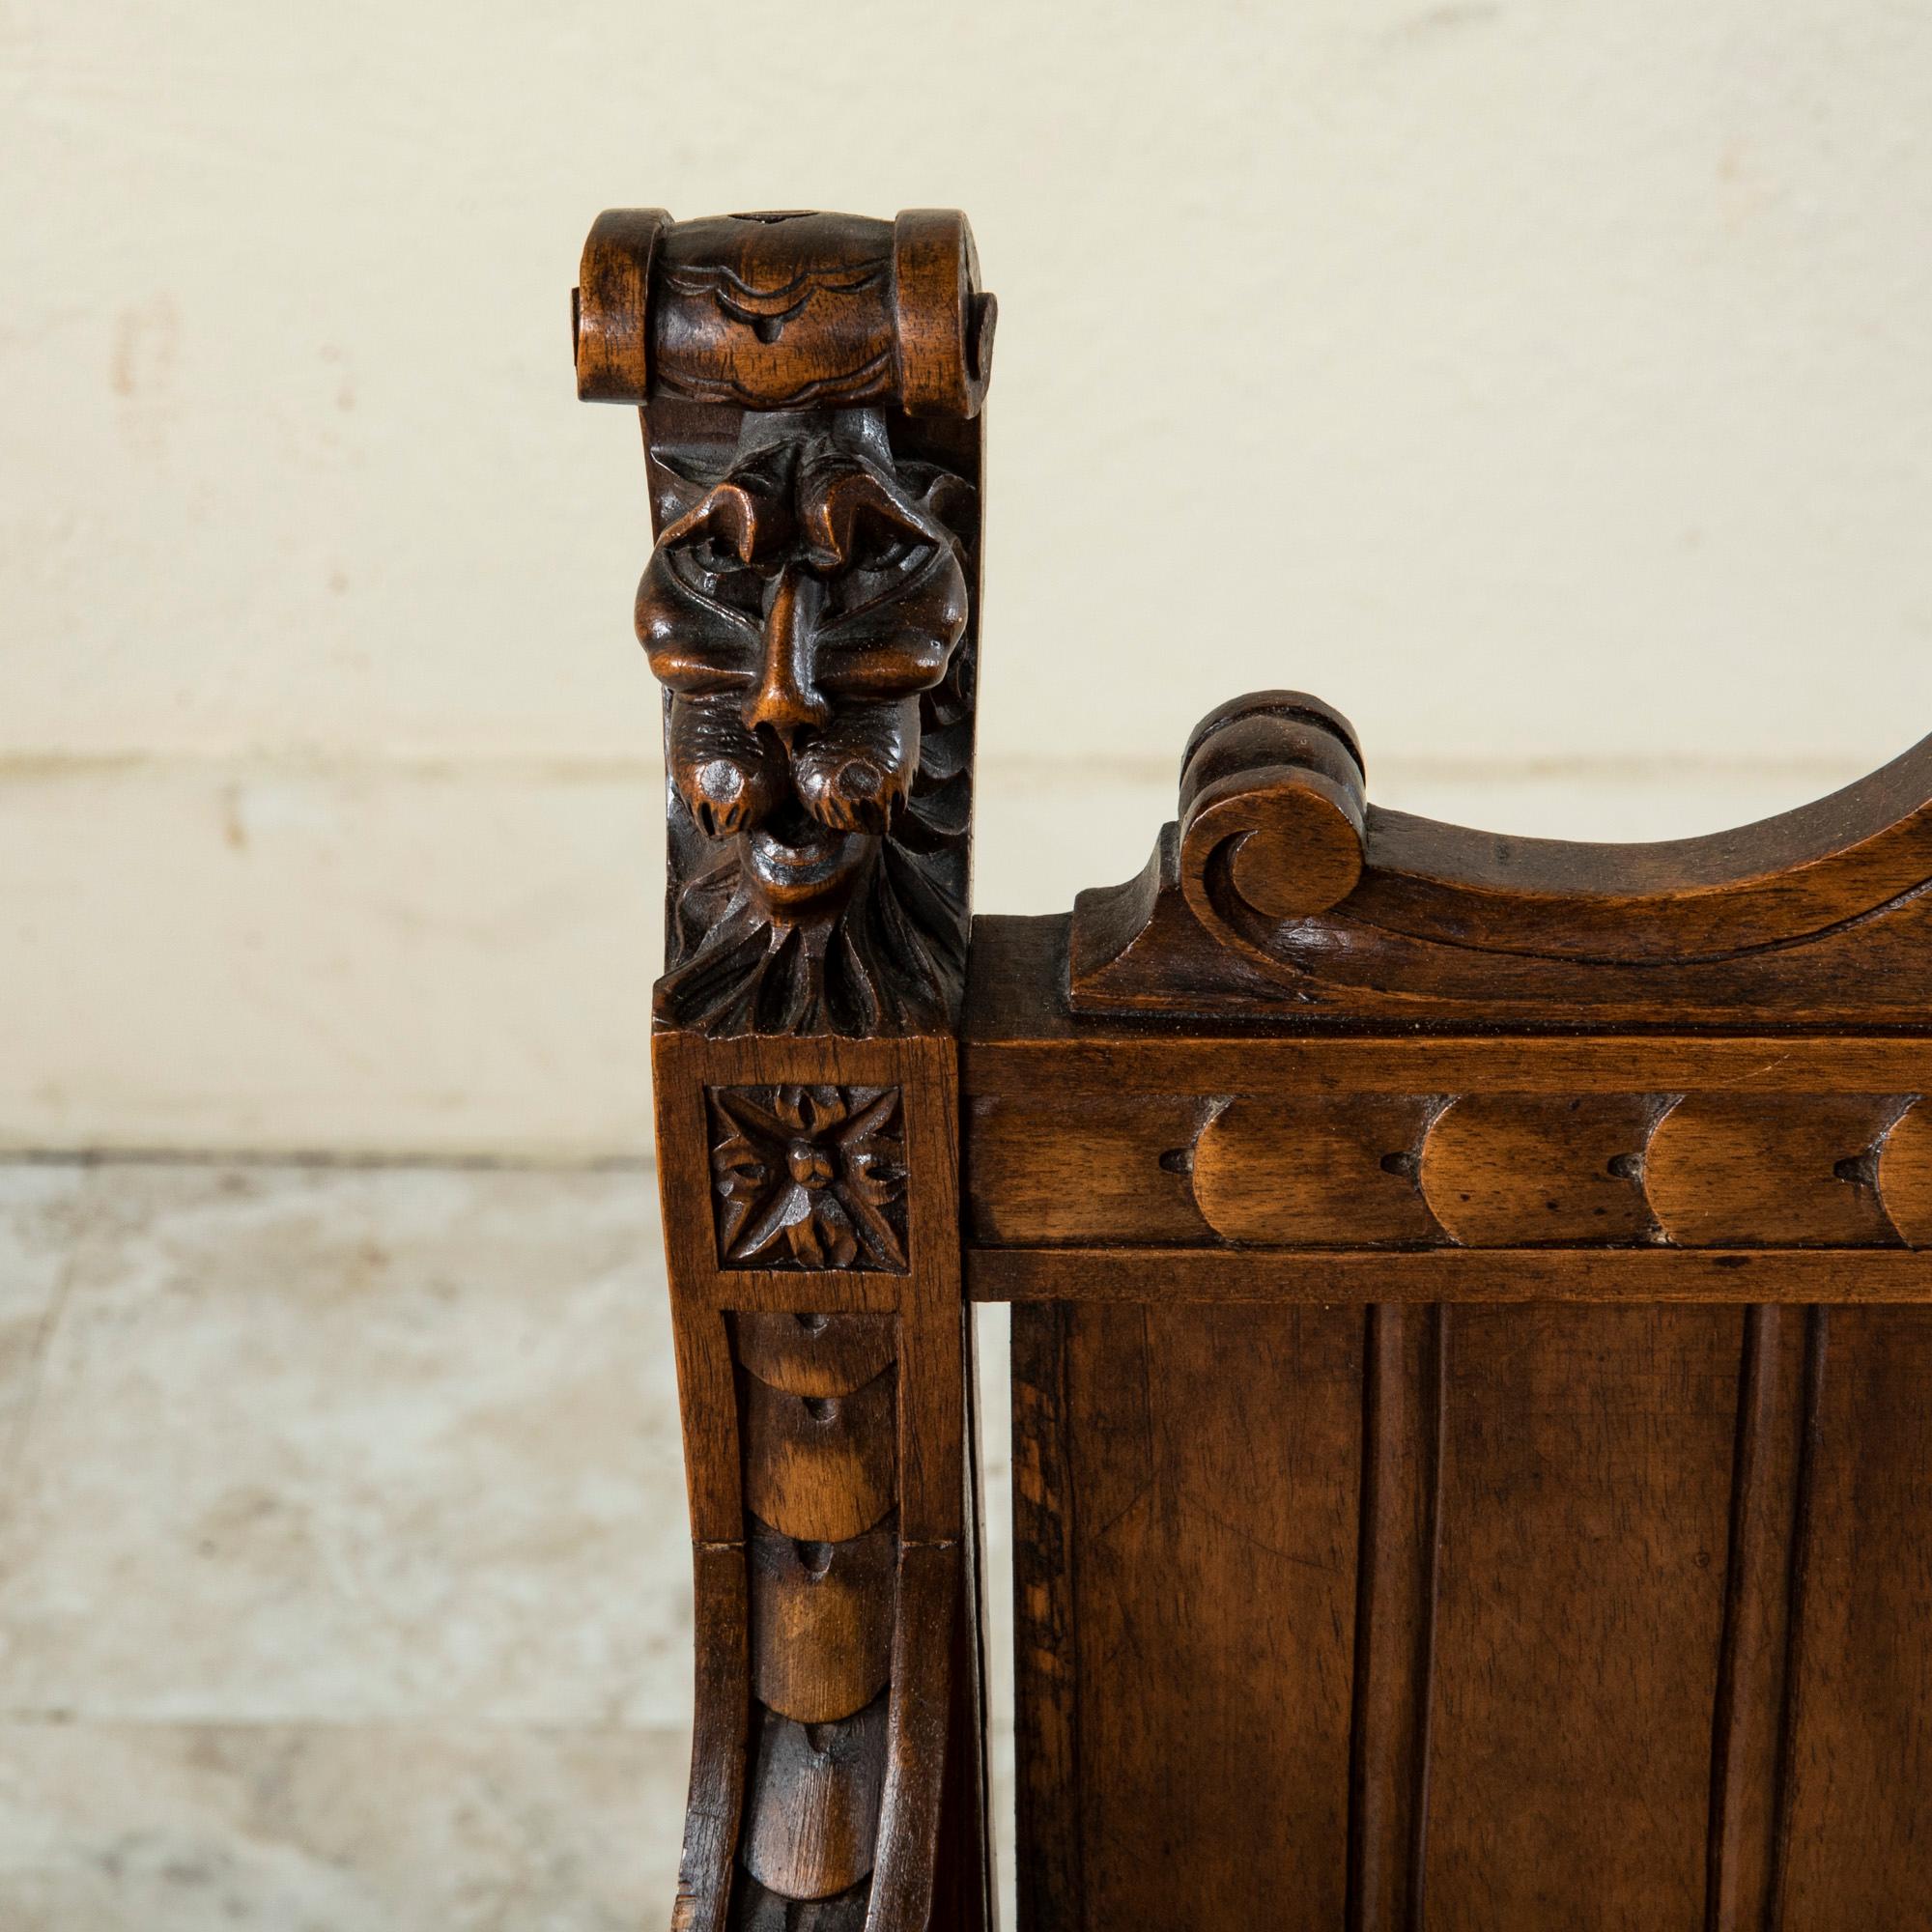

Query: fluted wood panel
<box><xmin>1011</xmin><ymin>1296</ymin><xmax>1932</xmax><ymax>1928</ymax></box>
<box><xmin>1420</xmin><ymin>1305</ymin><xmax>1737</xmax><ymax>1927</ymax></box>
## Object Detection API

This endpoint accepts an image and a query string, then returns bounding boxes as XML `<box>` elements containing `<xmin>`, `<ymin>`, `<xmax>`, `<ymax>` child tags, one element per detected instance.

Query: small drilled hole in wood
<box><xmin>1606</xmin><ymin>1152</ymin><xmax>1644</xmax><ymax>1181</ymax></box>
<box><xmin>1157</xmin><ymin>1147</ymin><xmax>1193</xmax><ymax>1176</ymax></box>
<box><xmin>804</xmin><ymin>1722</ymin><xmax>838</xmax><ymax>1754</ymax></box>
<box><xmin>794</xmin><ymin>1312</ymin><xmax>829</xmax><ymax>1335</ymax></box>
<box><xmin>795</xmin><ymin>1539</ymin><xmax>834</xmax><ymax>1578</ymax></box>
<box><xmin>1834</xmin><ymin>1151</ymin><xmax>1881</xmax><ymax>1187</ymax></box>
<box><xmin>802</xmin><ymin>1396</ymin><xmax>839</xmax><ymax>1424</ymax></box>
<box><xmin>1379</xmin><ymin>1150</ymin><xmax>1420</xmax><ymax>1181</ymax></box>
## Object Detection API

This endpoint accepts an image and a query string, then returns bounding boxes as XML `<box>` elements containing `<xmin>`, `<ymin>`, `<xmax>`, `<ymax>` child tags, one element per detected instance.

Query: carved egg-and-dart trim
<box><xmin>741</xmin><ymin>1364</ymin><xmax>897</xmax><ymax>1544</ymax></box>
<box><xmin>1190</xmin><ymin>1094</ymin><xmax>1443</xmax><ymax>1246</ymax></box>
<box><xmin>1419</xmin><ymin>1094</ymin><xmax>1664</xmax><ymax>1248</ymax></box>
<box><xmin>1878</xmin><ymin>1099</ymin><xmax>1932</xmax><ymax>1246</ymax></box>
<box><xmin>1178</xmin><ymin>1091</ymin><xmax>1932</xmax><ymax>1250</ymax></box>
<box><xmin>733</xmin><ymin>1311</ymin><xmax>898</xmax><ymax>1397</ymax></box>
<box><xmin>748</xmin><ymin>1516</ymin><xmax>896</xmax><ymax>1727</ymax></box>
<box><xmin>741</xmin><ymin>1691</ymin><xmax>891</xmax><ymax>1901</ymax></box>
<box><xmin>1642</xmin><ymin>1094</ymin><xmax>1914</xmax><ymax>1248</ymax></box>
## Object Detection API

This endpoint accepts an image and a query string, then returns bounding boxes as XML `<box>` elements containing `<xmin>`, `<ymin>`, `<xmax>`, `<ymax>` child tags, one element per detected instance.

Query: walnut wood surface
<box><xmin>1010</xmin><ymin>1298</ymin><xmax>1932</xmax><ymax>1926</ymax></box>
<box><xmin>585</xmin><ymin>207</ymin><xmax>1932</xmax><ymax>1928</ymax></box>
<box><xmin>583</xmin><ymin>209</ymin><xmax>992</xmax><ymax>1932</ymax></box>
<box><xmin>1070</xmin><ymin>691</ymin><xmax>1932</xmax><ymax>1025</ymax></box>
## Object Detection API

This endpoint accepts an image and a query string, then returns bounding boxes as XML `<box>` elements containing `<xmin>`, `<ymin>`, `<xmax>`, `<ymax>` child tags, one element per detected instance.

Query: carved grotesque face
<box><xmin>636</xmin><ymin>420</ymin><xmax>971</xmax><ymax>921</ymax></box>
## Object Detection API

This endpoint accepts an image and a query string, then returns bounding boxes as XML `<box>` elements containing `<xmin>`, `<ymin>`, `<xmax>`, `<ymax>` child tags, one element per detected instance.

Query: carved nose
<box><xmin>743</xmin><ymin>563</ymin><xmax>832</xmax><ymax>743</ymax></box>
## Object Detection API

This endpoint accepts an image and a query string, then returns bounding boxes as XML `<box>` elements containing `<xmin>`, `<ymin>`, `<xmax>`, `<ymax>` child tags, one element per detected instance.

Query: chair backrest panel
<box><xmin>1008</xmin><ymin>1287</ymin><xmax>1932</xmax><ymax>1930</ymax></box>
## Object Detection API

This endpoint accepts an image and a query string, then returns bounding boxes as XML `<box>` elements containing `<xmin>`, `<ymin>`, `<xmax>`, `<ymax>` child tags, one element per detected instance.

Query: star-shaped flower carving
<box><xmin>708</xmin><ymin>1084</ymin><xmax>908</xmax><ymax>1272</ymax></box>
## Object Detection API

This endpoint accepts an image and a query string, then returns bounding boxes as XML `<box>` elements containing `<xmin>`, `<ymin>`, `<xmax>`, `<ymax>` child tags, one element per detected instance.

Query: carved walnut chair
<box><xmin>574</xmin><ymin>208</ymin><xmax>1932</xmax><ymax>1931</ymax></box>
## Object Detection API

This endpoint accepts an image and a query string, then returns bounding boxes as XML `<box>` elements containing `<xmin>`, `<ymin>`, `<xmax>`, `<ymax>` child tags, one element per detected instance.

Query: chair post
<box><xmin>575</xmin><ymin>208</ymin><xmax>996</xmax><ymax>1932</ymax></box>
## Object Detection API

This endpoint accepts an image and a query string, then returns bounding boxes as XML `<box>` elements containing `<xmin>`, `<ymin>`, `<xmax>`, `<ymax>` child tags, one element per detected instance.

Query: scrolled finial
<box><xmin>1178</xmin><ymin>691</ymin><xmax>1368</xmax><ymax>933</ymax></box>
<box><xmin>573</xmin><ymin>206</ymin><xmax>990</xmax><ymax>416</ymax></box>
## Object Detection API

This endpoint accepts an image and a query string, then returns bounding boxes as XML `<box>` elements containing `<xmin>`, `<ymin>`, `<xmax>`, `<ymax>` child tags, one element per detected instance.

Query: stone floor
<box><xmin>0</xmin><ymin>1160</ymin><xmax>1016</xmax><ymax>1929</ymax></box>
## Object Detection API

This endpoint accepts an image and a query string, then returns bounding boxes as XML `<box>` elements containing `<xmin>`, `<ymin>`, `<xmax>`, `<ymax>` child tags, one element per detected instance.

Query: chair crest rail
<box><xmin>1072</xmin><ymin>688</ymin><xmax>1932</xmax><ymax>1024</ymax></box>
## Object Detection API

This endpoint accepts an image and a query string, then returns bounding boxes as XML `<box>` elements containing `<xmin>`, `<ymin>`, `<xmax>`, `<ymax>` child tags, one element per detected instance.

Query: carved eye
<box><xmin>688</xmin><ymin>534</ymin><xmax>743</xmax><ymax>577</ymax></box>
<box><xmin>827</xmin><ymin>520</ymin><xmax>934</xmax><ymax>619</ymax></box>
<box><xmin>847</xmin><ymin>529</ymin><xmax>919</xmax><ymax>575</ymax></box>
<box><xmin>672</xmin><ymin>534</ymin><xmax>762</xmax><ymax>612</ymax></box>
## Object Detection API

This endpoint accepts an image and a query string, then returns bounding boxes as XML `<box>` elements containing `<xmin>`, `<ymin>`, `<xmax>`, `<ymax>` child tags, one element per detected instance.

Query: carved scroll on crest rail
<box><xmin>1070</xmin><ymin>688</ymin><xmax>1932</xmax><ymax>1026</ymax></box>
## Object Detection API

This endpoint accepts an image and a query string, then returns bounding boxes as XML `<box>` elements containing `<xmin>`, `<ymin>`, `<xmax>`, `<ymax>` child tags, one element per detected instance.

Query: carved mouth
<box><xmin>744</xmin><ymin>798</ymin><xmax>867</xmax><ymax>900</ymax></box>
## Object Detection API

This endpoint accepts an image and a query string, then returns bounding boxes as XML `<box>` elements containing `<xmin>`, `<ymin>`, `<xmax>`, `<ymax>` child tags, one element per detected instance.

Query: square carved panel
<box><xmin>707</xmin><ymin>1084</ymin><xmax>908</xmax><ymax>1272</ymax></box>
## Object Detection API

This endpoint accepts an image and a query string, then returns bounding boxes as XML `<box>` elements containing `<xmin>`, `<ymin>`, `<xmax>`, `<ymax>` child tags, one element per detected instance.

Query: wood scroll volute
<box><xmin>1073</xmin><ymin>687</ymin><xmax>1932</xmax><ymax>1024</ymax></box>
<box><xmin>576</xmin><ymin>209</ymin><xmax>994</xmax><ymax>418</ymax></box>
<box><xmin>1178</xmin><ymin>692</ymin><xmax>1368</xmax><ymax>954</ymax></box>
<box><xmin>577</xmin><ymin>211</ymin><xmax>991</xmax><ymax>1932</ymax></box>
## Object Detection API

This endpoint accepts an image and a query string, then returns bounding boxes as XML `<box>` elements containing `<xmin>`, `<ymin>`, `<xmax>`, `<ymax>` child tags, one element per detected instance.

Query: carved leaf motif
<box><xmin>709</xmin><ymin>1085</ymin><xmax>909</xmax><ymax>1272</ymax></box>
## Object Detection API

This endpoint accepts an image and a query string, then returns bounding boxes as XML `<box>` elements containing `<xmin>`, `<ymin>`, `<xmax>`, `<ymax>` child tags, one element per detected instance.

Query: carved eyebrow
<box><xmin>799</xmin><ymin>469</ymin><xmax>934</xmax><ymax>568</ymax></box>
<box><xmin>660</xmin><ymin>481</ymin><xmax>769</xmax><ymax>567</ymax></box>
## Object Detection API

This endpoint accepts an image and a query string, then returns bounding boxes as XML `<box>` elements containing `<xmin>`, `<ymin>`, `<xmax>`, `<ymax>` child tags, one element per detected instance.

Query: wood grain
<box><xmin>1876</xmin><ymin>1096</ymin><xmax>1932</xmax><ymax>1244</ymax></box>
<box><xmin>1421</xmin><ymin>1305</ymin><xmax>1739</xmax><ymax>1928</ymax></box>
<box><xmin>734</xmin><ymin>1311</ymin><xmax>898</xmax><ymax>1398</ymax></box>
<box><xmin>1420</xmin><ymin>1093</ymin><xmax>1660</xmax><ymax>1246</ymax></box>
<box><xmin>1190</xmin><ymin>1095</ymin><xmax>1441</xmax><ymax>1246</ymax></box>
<box><xmin>1009</xmin><ymin>1302</ymin><xmax>1084</xmax><ymax>1932</ymax></box>
<box><xmin>672</xmin><ymin>1541</ymin><xmax>749</xmax><ymax>1932</ymax></box>
<box><xmin>741</xmin><ymin>1693</ymin><xmax>891</xmax><ymax>1900</ymax></box>
<box><xmin>965</xmin><ymin>1093</ymin><xmax>1213</xmax><ymax>1246</ymax></box>
<box><xmin>1706</xmin><ymin>1304</ymin><xmax>1812</xmax><ymax>1932</ymax></box>
<box><xmin>1776</xmin><ymin>1309</ymin><xmax>1932</xmax><ymax>1925</ymax></box>
<box><xmin>748</xmin><ymin>1517</ymin><xmax>896</xmax><ymax>1726</ymax></box>
<box><xmin>1346</xmin><ymin>1303</ymin><xmax>1442</xmax><ymax>1932</ymax></box>
<box><xmin>1018</xmin><ymin>1301</ymin><xmax>1364</xmax><ymax>1928</ymax></box>
<box><xmin>967</xmin><ymin>1244</ymin><xmax>1932</xmax><ymax>1304</ymax></box>
<box><xmin>604</xmin><ymin>199</ymin><xmax>1001</xmax><ymax>1926</ymax></box>
<box><xmin>1068</xmin><ymin>693</ymin><xmax>1932</xmax><ymax>1025</ymax></box>
<box><xmin>740</xmin><ymin>1365</ymin><xmax>897</xmax><ymax>1543</ymax></box>
<box><xmin>1644</xmin><ymin>1094</ymin><xmax>1909</xmax><ymax>1247</ymax></box>
<box><xmin>600</xmin><ymin>212</ymin><xmax>1932</xmax><ymax>1927</ymax></box>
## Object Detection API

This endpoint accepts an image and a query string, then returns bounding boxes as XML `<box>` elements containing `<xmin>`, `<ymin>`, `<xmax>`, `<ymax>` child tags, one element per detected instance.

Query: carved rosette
<box><xmin>710</xmin><ymin>1086</ymin><xmax>908</xmax><ymax>1272</ymax></box>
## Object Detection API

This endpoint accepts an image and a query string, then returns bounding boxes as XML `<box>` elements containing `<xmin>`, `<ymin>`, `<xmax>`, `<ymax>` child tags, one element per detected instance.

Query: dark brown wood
<box><xmin>748</xmin><ymin>1516</ymin><xmax>895</xmax><ymax>1725</ymax></box>
<box><xmin>586</xmin><ymin>211</ymin><xmax>1932</xmax><ymax>1928</ymax></box>
<box><xmin>1069</xmin><ymin>693</ymin><xmax>1932</xmax><ymax>1026</ymax></box>
<box><xmin>580</xmin><ymin>209</ymin><xmax>989</xmax><ymax>1041</ymax></box>
<box><xmin>1022</xmin><ymin>1301</ymin><xmax>1366</xmax><ymax>1930</ymax></box>
<box><xmin>1346</xmin><ymin>1303</ymin><xmax>1442</xmax><ymax>1932</ymax></box>
<box><xmin>582</xmin><ymin>208</ymin><xmax>992</xmax><ymax>1932</ymax></box>
<box><xmin>967</xmin><ymin>1244</ymin><xmax>1932</xmax><ymax>1304</ymax></box>
<box><xmin>1706</xmin><ymin>1304</ymin><xmax>1811</xmax><ymax>1931</ymax></box>
<box><xmin>1421</xmin><ymin>1305</ymin><xmax>1738</xmax><ymax>1926</ymax></box>
<box><xmin>1776</xmin><ymin>1308</ymin><xmax>1932</xmax><ymax>1924</ymax></box>
<box><xmin>1009</xmin><ymin>1302</ymin><xmax>1084</xmax><ymax>1932</ymax></box>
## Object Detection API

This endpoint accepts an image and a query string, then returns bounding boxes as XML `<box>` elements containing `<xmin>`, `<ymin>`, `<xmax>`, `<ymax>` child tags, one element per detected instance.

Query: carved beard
<box><xmin>639</xmin><ymin>414</ymin><xmax>976</xmax><ymax>1037</ymax></box>
<box><xmin>659</xmin><ymin>657</ymin><xmax>972</xmax><ymax>1035</ymax></box>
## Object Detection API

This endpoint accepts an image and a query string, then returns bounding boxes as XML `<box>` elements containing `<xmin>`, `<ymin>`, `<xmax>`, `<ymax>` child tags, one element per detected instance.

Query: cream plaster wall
<box><xmin>5</xmin><ymin>0</ymin><xmax>1931</xmax><ymax>1152</ymax></box>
